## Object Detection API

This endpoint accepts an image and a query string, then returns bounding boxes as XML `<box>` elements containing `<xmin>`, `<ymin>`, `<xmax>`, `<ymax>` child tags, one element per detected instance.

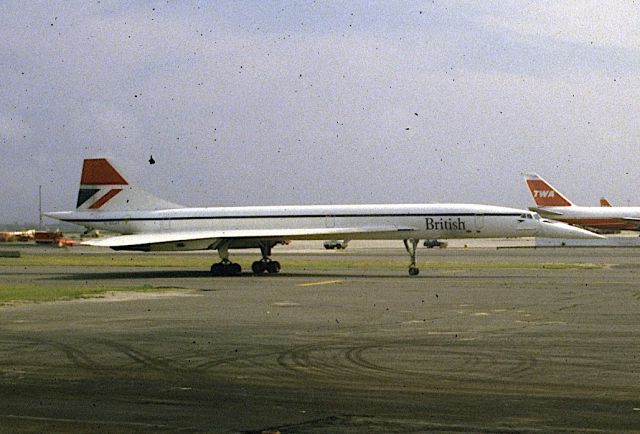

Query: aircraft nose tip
<box><xmin>585</xmin><ymin>230</ymin><xmax>605</xmax><ymax>239</ymax></box>
<box><xmin>566</xmin><ymin>224</ymin><xmax>604</xmax><ymax>239</ymax></box>
<box><xmin>540</xmin><ymin>222</ymin><xmax>603</xmax><ymax>239</ymax></box>
<box><xmin>574</xmin><ymin>230</ymin><xmax>602</xmax><ymax>239</ymax></box>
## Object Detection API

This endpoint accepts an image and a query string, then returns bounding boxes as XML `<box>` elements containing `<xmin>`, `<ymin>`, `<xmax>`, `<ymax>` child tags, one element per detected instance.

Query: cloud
<box><xmin>0</xmin><ymin>113</ymin><xmax>25</xmax><ymax>144</ymax></box>
<box><xmin>2</xmin><ymin>1</ymin><xmax>640</xmax><ymax>223</ymax></box>
<box><xmin>480</xmin><ymin>1</ymin><xmax>640</xmax><ymax>50</ymax></box>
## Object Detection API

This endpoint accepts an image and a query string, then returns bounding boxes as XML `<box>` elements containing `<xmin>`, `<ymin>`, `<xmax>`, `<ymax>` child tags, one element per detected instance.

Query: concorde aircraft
<box><xmin>525</xmin><ymin>173</ymin><xmax>640</xmax><ymax>233</ymax></box>
<box><xmin>46</xmin><ymin>159</ymin><xmax>601</xmax><ymax>276</ymax></box>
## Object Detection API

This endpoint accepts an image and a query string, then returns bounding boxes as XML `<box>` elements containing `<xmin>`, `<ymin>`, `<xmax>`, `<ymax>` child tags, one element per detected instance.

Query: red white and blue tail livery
<box><xmin>76</xmin><ymin>158</ymin><xmax>181</xmax><ymax>211</ymax></box>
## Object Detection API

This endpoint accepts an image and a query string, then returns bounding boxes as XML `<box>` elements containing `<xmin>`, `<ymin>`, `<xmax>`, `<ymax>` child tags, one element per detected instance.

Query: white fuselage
<box><xmin>49</xmin><ymin>203</ymin><xmax>585</xmax><ymax>251</ymax></box>
<box><xmin>44</xmin><ymin>159</ymin><xmax>603</xmax><ymax>275</ymax></box>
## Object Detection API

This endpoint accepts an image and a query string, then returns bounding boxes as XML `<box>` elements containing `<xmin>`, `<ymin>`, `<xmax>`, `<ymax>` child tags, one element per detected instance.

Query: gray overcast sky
<box><xmin>2</xmin><ymin>1</ymin><xmax>640</xmax><ymax>224</ymax></box>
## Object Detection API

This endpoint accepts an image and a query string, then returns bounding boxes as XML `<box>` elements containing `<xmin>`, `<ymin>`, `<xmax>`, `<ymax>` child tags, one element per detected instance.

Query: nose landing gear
<box><xmin>403</xmin><ymin>239</ymin><xmax>420</xmax><ymax>276</ymax></box>
<box><xmin>210</xmin><ymin>242</ymin><xmax>242</xmax><ymax>276</ymax></box>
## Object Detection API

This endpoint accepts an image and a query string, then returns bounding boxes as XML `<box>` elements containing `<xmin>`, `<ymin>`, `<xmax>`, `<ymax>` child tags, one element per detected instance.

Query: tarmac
<box><xmin>1</xmin><ymin>242</ymin><xmax>639</xmax><ymax>433</ymax></box>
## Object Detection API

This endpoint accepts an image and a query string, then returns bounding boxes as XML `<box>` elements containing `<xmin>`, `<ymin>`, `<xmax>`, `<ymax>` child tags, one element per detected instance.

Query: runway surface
<box><xmin>1</xmin><ymin>245</ymin><xmax>639</xmax><ymax>432</ymax></box>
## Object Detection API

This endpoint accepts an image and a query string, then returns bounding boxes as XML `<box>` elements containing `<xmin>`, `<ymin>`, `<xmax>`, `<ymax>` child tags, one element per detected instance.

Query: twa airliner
<box><xmin>46</xmin><ymin>159</ymin><xmax>601</xmax><ymax>276</ymax></box>
<box><xmin>525</xmin><ymin>173</ymin><xmax>640</xmax><ymax>233</ymax></box>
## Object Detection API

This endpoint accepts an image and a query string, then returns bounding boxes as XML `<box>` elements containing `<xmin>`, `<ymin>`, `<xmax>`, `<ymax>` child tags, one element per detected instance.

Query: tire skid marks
<box><xmin>178</xmin><ymin>340</ymin><xmax>543</xmax><ymax>383</ymax></box>
<box><xmin>345</xmin><ymin>345</ymin><xmax>398</xmax><ymax>374</ymax></box>
<box><xmin>194</xmin><ymin>350</ymin><xmax>282</xmax><ymax>371</ymax></box>
<box><xmin>275</xmin><ymin>343</ymin><xmax>392</xmax><ymax>380</ymax></box>
<box><xmin>98</xmin><ymin>339</ymin><xmax>185</xmax><ymax>375</ymax></box>
<box><xmin>99</xmin><ymin>340</ymin><xmax>284</xmax><ymax>379</ymax></box>
<box><xmin>2</xmin><ymin>335</ymin><xmax>104</xmax><ymax>372</ymax></box>
<box><xmin>2</xmin><ymin>335</ymin><xmax>541</xmax><ymax>383</ymax></box>
<box><xmin>50</xmin><ymin>340</ymin><xmax>104</xmax><ymax>371</ymax></box>
<box><xmin>273</xmin><ymin>341</ymin><xmax>541</xmax><ymax>384</ymax></box>
<box><xmin>363</xmin><ymin>342</ymin><xmax>538</xmax><ymax>382</ymax></box>
<box><xmin>38</xmin><ymin>336</ymin><xmax>625</xmax><ymax>388</ymax></box>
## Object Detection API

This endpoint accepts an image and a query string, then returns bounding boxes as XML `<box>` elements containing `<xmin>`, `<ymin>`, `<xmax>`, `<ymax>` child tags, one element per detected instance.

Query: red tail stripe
<box><xmin>89</xmin><ymin>189</ymin><xmax>122</xmax><ymax>209</ymax></box>
<box><xmin>81</xmin><ymin>159</ymin><xmax>128</xmax><ymax>185</ymax></box>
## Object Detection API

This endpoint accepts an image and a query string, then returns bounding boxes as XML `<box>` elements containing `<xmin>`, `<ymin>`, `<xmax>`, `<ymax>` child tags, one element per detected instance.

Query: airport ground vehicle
<box><xmin>423</xmin><ymin>239</ymin><xmax>447</xmax><ymax>248</ymax></box>
<box><xmin>323</xmin><ymin>240</ymin><xmax>349</xmax><ymax>250</ymax></box>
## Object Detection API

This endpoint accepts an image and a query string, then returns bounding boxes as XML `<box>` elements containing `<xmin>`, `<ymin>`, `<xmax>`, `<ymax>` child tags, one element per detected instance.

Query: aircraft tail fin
<box><xmin>523</xmin><ymin>173</ymin><xmax>573</xmax><ymax>207</ymax></box>
<box><xmin>76</xmin><ymin>158</ymin><xmax>184</xmax><ymax>211</ymax></box>
<box><xmin>600</xmin><ymin>197</ymin><xmax>612</xmax><ymax>207</ymax></box>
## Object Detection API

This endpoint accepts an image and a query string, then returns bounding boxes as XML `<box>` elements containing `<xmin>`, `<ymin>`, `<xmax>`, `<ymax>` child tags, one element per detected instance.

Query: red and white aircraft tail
<box><xmin>76</xmin><ymin>158</ymin><xmax>182</xmax><ymax>211</ymax></box>
<box><xmin>600</xmin><ymin>197</ymin><xmax>612</xmax><ymax>207</ymax></box>
<box><xmin>523</xmin><ymin>173</ymin><xmax>573</xmax><ymax>207</ymax></box>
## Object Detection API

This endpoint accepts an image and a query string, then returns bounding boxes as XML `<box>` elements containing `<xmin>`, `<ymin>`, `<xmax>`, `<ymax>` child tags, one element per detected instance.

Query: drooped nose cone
<box><xmin>538</xmin><ymin>220</ymin><xmax>604</xmax><ymax>239</ymax></box>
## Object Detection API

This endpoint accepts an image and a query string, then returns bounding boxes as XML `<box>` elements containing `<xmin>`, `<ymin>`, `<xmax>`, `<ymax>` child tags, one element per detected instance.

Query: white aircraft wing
<box><xmin>82</xmin><ymin>226</ymin><xmax>414</xmax><ymax>248</ymax></box>
<box><xmin>528</xmin><ymin>207</ymin><xmax>564</xmax><ymax>216</ymax></box>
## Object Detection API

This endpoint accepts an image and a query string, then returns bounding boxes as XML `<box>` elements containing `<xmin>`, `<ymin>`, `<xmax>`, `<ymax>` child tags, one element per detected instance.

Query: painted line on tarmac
<box><xmin>297</xmin><ymin>280</ymin><xmax>344</xmax><ymax>287</ymax></box>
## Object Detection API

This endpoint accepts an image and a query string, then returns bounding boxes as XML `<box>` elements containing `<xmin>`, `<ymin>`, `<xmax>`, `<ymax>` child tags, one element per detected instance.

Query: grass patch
<box><xmin>0</xmin><ymin>253</ymin><xmax>212</xmax><ymax>268</ymax></box>
<box><xmin>0</xmin><ymin>283</ymin><xmax>183</xmax><ymax>305</ymax></box>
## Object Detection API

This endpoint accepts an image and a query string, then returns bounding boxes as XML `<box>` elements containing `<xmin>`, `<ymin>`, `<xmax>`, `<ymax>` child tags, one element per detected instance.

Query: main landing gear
<box><xmin>403</xmin><ymin>239</ymin><xmax>420</xmax><ymax>276</ymax></box>
<box><xmin>210</xmin><ymin>242</ymin><xmax>242</xmax><ymax>276</ymax></box>
<box><xmin>209</xmin><ymin>242</ymin><xmax>281</xmax><ymax>276</ymax></box>
<box><xmin>251</xmin><ymin>259</ymin><xmax>281</xmax><ymax>274</ymax></box>
<box><xmin>210</xmin><ymin>259</ymin><xmax>242</xmax><ymax>276</ymax></box>
<box><xmin>251</xmin><ymin>242</ymin><xmax>281</xmax><ymax>274</ymax></box>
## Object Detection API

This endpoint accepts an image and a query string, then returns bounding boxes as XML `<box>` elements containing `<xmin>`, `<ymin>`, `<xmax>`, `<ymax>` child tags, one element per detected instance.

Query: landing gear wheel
<box><xmin>266</xmin><ymin>261</ymin><xmax>281</xmax><ymax>274</ymax></box>
<box><xmin>253</xmin><ymin>242</ymin><xmax>282</xmax><ymax>275</ymax></box>
<box><xmin>210</xmin><ymin>263</ymin><xmax>223</xmax><ymax>276</ymax></box>
<box><xmin>252</xmin><ymin>260</ymin><xmax>281</xmax><ymax>274</ymax></box>
<box><xmin>251</xmin><ymin>261</ymin><xmax>266</xmax><ymax>274</ymax></box>
<box><xmin>210</xmin><ymin>261</ymin><xmax>242</xmax><ymax>276</ymax></box>
<box><xmin>408</xmin><ymin>266</ymin><xmax>420</xmax><ymax>276</ymax></box>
